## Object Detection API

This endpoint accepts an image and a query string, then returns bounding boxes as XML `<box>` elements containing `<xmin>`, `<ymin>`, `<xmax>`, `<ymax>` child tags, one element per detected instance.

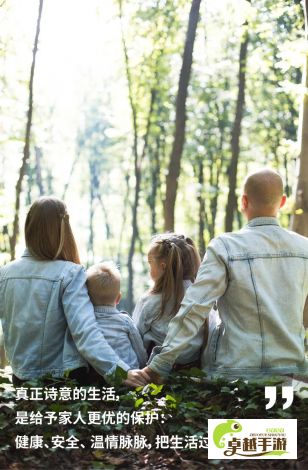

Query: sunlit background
<box><xmin>0</xmin><ymin>0</ymin><xmax>305</xmax><ymax>307</ymax></box>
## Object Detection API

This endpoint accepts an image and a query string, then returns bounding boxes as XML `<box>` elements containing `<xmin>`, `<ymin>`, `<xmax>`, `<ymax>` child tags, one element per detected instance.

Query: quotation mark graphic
<box><xmin>265</xmin><ymin>386</ymin><xmax>294</xmax><ymax>410</ymax></box>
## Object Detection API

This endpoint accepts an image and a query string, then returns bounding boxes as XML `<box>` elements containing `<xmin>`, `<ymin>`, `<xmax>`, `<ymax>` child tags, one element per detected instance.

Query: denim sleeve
<box><xmin>62</xmin><ymin>265</ymin><xmax>130</xmax><ymax>378</ymax></box>
<box><xmin>125</xmin><ymin>316</ymin><xmax>148</xmax><ymax>367</ymax></box>
<box><xmin>149</xmin><ymin>237</ymin><xmax>228</xmax><ymax>377</ymax></box>
<box><xmin>132</xmin><ymin>297</ymin><xmax>153</xmax><ymax>336</ymax></box>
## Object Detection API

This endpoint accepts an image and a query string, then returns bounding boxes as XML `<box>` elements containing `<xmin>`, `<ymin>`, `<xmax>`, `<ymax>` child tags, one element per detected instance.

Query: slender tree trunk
<box><xmin>46</xmin><ymin>168</ymin><xmax>54</xmax><ymax>194</ymax></box>
<box><xmin>210</xmin><ymin>101</ymin><xmax>227</xmax><ymax>237</ymax></box>
<box><xmin>292</xmin><ymin>0</ymin><xmax>308</xmax><ymax>329</ymax></box>
<box><xmin>117</xmin><ymin>172</ymin><xmax>130</xmax><ymax>261</ymax></box>
<box><xmin>62</xmin><ymin>152</ymin><xmax>80</xmax><ymax>200</ymax></box>
<box><xmin>127</xmin><ymin>88</ymin><xmax>156</xmax><ymax>311</ymax></box>
<box><xmin>164</xmin><ymin>0</ymin><xmax>201</xmax><ymax>231</ymax></box>
<box><xmin>88</xmin><ymin>182</ymin><xmax>95</xmax><ymax>266</ymax></box>
<box><xmin>34</xmin><ymin>146</ymin><xmax>44</xmax><ymax>195</ymax></box>
<box><xmin>26</xmin><ymin>163</ymin><xmax>34</xmax><ymax>206</ymax></box>
<box><xmin>149</xmin><ymin>136</ymin><xmax>161</xmax><ymax>234</ymax></box>
<box><xmin>97</xmin><ymin>193</ymin><xmax>112</xmax><ymax>240</ymax></box>
<box><xmin>9</xmin><ymin>0</ymin><xmax>44</xmax><ymax>260</ymax></box>
<box><xmin>197</xmin><ymin>158</ymin><xmax>206</xmax><ymax>257</ymax></box>
<box><xmin>208</xmin><ymin>153</ymin><xmax>216</xmax><ymax>240</ymax></box>
<box><xmin>225</xmin><ymin>24</ymin><xmax>249</xmax><ymax>232</ymax></box>
<box><xmin>292</xmin><ymin>0</ymin><xmax>308</xmax><ymax>236</ymax></box>
<box><xmin>118</xmin><ymin>0</ymin><xmax>141</xmax><ymax>311</ymax></box>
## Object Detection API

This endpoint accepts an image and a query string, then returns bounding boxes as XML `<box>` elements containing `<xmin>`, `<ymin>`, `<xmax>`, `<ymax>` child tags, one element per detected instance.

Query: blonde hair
<box><xmin>25</xmin><ymin>196</ymin><xmax>80</xmax><ymax>264</ymax></box>
<box><xmin>86</xmin><ymin>261</ymin><xmax>121</xmax><ymax>306</ymax></box>
<box><xmin>149</xmin><ymin>233</ymin><xmax>201</xmax><ymax>318</ymax></box>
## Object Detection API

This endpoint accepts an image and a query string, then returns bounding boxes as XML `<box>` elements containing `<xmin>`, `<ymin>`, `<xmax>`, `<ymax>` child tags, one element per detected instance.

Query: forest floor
<box><xmin>0</xmin><ymin>368</ymin><xmax>307</xmax><ymax>470</ymax></box>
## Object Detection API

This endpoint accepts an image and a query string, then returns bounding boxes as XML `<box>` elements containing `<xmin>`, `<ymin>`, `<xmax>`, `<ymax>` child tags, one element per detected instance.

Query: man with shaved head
<box><xmin>137</xmin><ymin>168</ymin><xmax>308</xmax><ymax>383</ymax></box>
<box><xmin>243</xmin><ymin>169</ymin><xmax>285</xmax><ymax>217</ymax></box>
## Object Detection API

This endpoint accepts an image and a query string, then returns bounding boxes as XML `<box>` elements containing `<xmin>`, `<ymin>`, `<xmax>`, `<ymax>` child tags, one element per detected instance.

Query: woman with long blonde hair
<box><xmin>0</xmin><ymin>196</ymin><xmax>146</xmax><ymax>387</ymax></box>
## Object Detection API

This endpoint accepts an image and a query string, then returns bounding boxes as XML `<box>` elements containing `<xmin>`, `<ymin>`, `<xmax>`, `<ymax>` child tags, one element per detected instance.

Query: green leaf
<box><xmin>135</xmin><ymin>398</ymin><xmax>144</xmax><ymax>408</ymax></box>
<box><xmin>108</xmin><ymin>366</ymin><xmax>128</xmax><ymax>386</ymax></box>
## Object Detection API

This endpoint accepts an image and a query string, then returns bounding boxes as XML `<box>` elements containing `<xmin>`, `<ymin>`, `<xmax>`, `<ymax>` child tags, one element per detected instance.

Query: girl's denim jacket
<box><xmin>0</xmin><ymin>250</ymin><xmax>130</xmax><ymax>380</ymax></box>
<box><xmin>149</xmin><ymin>217</ymin><xmax>308</xmax><ymax>379</ymax></box>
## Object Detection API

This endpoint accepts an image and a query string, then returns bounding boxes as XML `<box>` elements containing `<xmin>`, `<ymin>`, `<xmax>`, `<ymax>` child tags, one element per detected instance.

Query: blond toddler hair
<box><xmin>86</xmin><ymin>262</ymin><xmax>121</xmax><ymax>306</ymax></box>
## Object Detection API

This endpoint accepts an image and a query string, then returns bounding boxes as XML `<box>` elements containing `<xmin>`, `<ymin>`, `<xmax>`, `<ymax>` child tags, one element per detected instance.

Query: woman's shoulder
<box><xmin>2</xmin><ymin>253</ymin><xmax>84</xmax><ymax>282</ymax></box>
<box><xmin>139</xmin><ymin>291</ymin><xmax>162</xmax><ymax>305</ymax></box>
<box><xmin>59</xmin><ymin>262</ymin><xmax>86</xmax><ymax>285</ymax></box>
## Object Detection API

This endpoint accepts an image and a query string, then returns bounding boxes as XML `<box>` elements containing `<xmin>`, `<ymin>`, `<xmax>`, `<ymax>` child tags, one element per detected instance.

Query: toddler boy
<box><xmin>86</xmin><ymin>262</ymin><xmax>147</xmax><ymax>369</ymax></box>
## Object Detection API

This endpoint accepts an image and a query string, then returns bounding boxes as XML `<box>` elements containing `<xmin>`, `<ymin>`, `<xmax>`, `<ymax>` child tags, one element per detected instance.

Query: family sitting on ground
<box><xmin>1</xmin><ymin>169</ymin><xmax>308</xmax><ymax>388</ymax></box>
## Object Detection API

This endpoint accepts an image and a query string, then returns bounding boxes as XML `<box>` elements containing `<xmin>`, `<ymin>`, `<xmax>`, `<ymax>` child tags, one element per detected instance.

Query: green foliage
<box><xmin>1</xmin><ymin>368</ymin><xmax>307</xmax><ymax>468</ymax></box>
<box><xmin>109</xmin><ymin>365</ymin><xmax>128</xmax><ymax>386</ymax></box>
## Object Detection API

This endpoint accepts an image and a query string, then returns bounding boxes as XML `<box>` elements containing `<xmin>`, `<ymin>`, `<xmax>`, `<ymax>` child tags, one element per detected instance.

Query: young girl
<box><xmin>0</xmin><ymin>197</ymin><xmax>145</xmax><ymax>387</ymax></box>
<box><xmin>132</xmin><ymin>233</ymin><xmax>205</xmax><ymax>365</ymax></box>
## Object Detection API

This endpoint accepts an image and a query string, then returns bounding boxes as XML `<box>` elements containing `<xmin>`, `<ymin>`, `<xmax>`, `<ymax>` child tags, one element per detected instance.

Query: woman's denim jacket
<box><xmin>149</xmin><ymin>217</ymin><xmax>308</xmax><ymax>379</ymax></box>
<box><xmin>0</xmin><ymin>250</ymin><xmax>130</xmax><ymax>380</ymax></box>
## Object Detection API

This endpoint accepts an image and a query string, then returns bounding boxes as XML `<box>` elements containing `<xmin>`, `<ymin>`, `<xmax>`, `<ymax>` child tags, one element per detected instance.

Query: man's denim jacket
<box><xmin>0</xmin><ymin>250</ymin><xmax>130</xmax><ymax>380</ymax></box>
<box><xmin>149</xmin><ymin>217</ymin><xmax>308</xmax><ymax>379</ymax></box>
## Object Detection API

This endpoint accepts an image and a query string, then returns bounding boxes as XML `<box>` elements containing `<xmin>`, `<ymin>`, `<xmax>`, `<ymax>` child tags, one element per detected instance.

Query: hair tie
<box><xmin>162</xmin><ymin>239</ymin><xmax>173</xmax><ymax>249</ymax></box>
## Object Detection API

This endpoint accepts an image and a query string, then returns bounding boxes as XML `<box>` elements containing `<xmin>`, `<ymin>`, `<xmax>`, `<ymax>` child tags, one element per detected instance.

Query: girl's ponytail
<box><xmin>160</xmin><ymin>242</ymin><xmax>184</xmax><ymax>318</ymax></box>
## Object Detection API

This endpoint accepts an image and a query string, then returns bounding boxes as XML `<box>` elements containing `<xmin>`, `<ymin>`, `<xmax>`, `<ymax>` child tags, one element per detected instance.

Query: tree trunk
<box><xmin>117</xmin><ymin>172</ymin><xmax>130</xmax><ymax>262</ymax></box>
<box><xmin>34</xmin><ymin>146</ymin><xmax>44</xmax><ymax>195</ymax></box>
<box><xmin>87</xmin><ymin>180</ymin><xmax>95</xmax><ymax>266</ymax></box>
<box><xmin>197</xmin><ymin>158</ymin><xmax>206</xmax><ymax>257</ymax></box>
<box><xmin>148</xmin><ymin>135</ymin><xmax>162</xmax><ymax>235</ymax></box>
<box><xmin>62</xmin><ymin>152</ymin><xmax>80</xmax><ymax>200</ymax></box>
<box><xmin>164</xmin><ymin>0</ymin><xmax>201</xmax><ymax>231</ymax></box>
<box><xmin>292</xmin><ymin>0</ymin><xmax>308</xmax><ymax>328</ymax></box>
<box><xmin>126</xmin><ymin>88</ymin><xmax>156</xmax><ymax>311</ymax></box>
<box><xmin>225</xmin><ymin>24</ymin><xmax>249</xmax><ymax>232</ymax></box>
<box><xmin>9</xmin><ymin>0</ymin><xmax>44</xmax><ymax>260</ymax></box>
<box><xmin>97</xmin><ymin>193</ymin><xmax>112</xmax><ymax>240</ymax></box>
<box><xmin>118</xmin><ymin>0</ymin><xmax>139</xmax><ymax>311</ymax></box>
<box><xmin>292</xmin><ymin>0</ymin><xmax>308</xmax><ymax>236</ymax></box>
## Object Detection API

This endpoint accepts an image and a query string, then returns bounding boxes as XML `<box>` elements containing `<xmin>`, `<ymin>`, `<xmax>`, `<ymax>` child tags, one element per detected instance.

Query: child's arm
<box><xmin>125</xmin><ymin>315</ymin><xmax>148</xmax><ymax>368</ymax></box>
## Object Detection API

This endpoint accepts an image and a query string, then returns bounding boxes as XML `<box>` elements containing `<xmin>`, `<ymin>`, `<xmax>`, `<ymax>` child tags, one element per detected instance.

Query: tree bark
<box><xmin>292</xmin><ymin>0</ymin><xmax>308</xmax><ymax>236</ymax></box>
<box><xmin>10</xmin><ymin>0</ymin><xmax>44</xmax><ymax>260</ymax></box>
<box><xmin>292</xmin><ymin>0</ymin><xmax>308</xmax><ymax>329</ymax></box>
<box><xmin>225</xmin><ymin>24</ymin><xmax>249</xmax><ymax>232</ymax></box>
<box><xmin>119</xmin><ymin>0</ymin><xmax>160</xmax><ymax>310</ymax></box>
<box><xmin>118</xmin><ymin>0</ymin><xmax>139</xmax><ymax>311</ymax></box>
<box><xmin>62</xmin><ymin>152</ymin><xmax>80</xmax><ymax>200</ymax></box>
<box><xmin>196</xmin><ymin>158</ymin><xmax>206</xmax><ymax>257</ymax></box>
<box><xmin>149</xmin><ymin>136</ymin><xmax>162</xmax><ymax>234</ymax></box>
<box><xmin>87</xmin><ymin>182</ymin><xmax>95</xmax><ymax>265</ymax></box>
<box><xmin>164</xmin><ymin>0</ymin><xmax>201</xmax><ymax>231</ymax></box>
<box><xmin>97</xmin><ymin>193</ymin><xmax>112</xmax><ymax>240</ymax></box>
<box><xmin>34</xmin><ymin>146</ymin><xmax>44</xmax><ymax>195</ymax></box>
<box><xmin>126</xmin><ymin>88</ymin><xmax>156</xmax><ymax>311</ymax></box>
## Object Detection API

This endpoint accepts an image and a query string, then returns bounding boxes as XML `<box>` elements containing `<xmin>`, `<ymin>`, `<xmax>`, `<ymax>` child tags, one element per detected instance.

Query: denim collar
<box><xmin>246</xmin><ymin>216</ymin><xmax>280</xmax><ymax>228</ymax></box>
<box><xmin>94</xmin><ymin>305</ymin><xmax>120</xmax><ymax>315</ymax></box>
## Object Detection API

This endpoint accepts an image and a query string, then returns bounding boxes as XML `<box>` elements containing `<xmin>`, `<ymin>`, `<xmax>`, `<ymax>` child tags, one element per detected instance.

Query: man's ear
<box><xmin>241</xmin><ymin>194</ymin><xmax>248</xmax><ymax>211</ymax></box>
<box><xmin>279</xmin><ymin>194</ymin><xmax>287</xmax><ymax>209</ymax></box>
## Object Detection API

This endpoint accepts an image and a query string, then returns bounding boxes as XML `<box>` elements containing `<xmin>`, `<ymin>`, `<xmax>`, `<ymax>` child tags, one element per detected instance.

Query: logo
<box><xmin>208</xmin><ymin>419</ymin><xmax>297</xmax><ymax>459</ymax></box>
